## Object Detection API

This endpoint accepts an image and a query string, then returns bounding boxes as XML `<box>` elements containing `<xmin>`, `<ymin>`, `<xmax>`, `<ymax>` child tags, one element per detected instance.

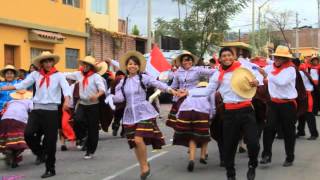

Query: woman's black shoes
<box><xmin>187</xmin><ymin>160</ymin><xmax>194</xmax><ymax>172</ymax></box>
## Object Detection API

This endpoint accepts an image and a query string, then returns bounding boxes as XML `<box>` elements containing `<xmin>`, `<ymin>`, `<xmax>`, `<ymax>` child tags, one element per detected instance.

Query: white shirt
<box><xmin>310</xmin><ymin>68</ymin><xmax>319</xmax><ymax>82</ymax></box>
<box><xmin>300</xmin><ymin>71</ymin><xmax>314</xmax><ymax>91</ymax></box>
<box><xmin>205</xmin><ymin>62</ymin><xmax>262</xmax><ymax>103</ymax></box>
<box><xmin>265</xmin><ymin>65</ymin><xmax>297</xmax><ymax>99</ymax></box>
<box><xmin>14</xmin><ymin>71</ymin><xmax>71</xmax><ymax>106</ymax></box>
<box><xmin>65</xmin><ymin>71</ymin><xmax>106</xmax><ymax>105</ymax></box>
<box><xmin>2</xmin><ymin>99</ymin><xmax>33</xmax><ymax>123</ymax></box>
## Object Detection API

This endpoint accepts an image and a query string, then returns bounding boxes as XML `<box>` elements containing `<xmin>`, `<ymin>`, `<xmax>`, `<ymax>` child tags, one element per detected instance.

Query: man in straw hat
<box><xmin>0</xmin><ymin>91</ymin><xmax>33</xmax><ymax>168</ymax></box>
<box><xmin>65</xmin><ymin>56</ymin><xmax>105</xmax><ymax>160</ymax></box>
<box><xmin>260</xmin><ymin>45</ymin><xmax>300</xmax><ymax>167</ymax></box>
<box><xmin>180</xmin><ymin>47</ymin><xmax>262</xmax><ymax>180</ymax></box>
<box><xmin>0</xmin><ymin>51</ymin><xmax>72</xmax><ymax>178</ymax></box>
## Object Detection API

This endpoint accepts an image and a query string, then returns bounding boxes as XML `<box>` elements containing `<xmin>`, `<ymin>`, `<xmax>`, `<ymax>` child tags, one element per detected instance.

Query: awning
<box><xmin>29</xmin><ymin>29</ymin><xmax>66</xmax><ymax>44</ymax></box>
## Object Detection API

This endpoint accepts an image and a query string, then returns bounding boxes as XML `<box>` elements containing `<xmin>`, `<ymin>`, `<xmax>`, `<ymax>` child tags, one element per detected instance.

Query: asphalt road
<box><xmin>1</xmin><ymin>104</ymin><xmax>320</xmax><ymax>180</ymax></box>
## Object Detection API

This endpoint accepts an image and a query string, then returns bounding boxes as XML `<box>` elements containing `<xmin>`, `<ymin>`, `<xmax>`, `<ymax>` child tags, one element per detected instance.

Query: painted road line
<box><xmin>102</xmin><ymin>151</ymin><xmax>168</xmax><ymax>180</ymax></box>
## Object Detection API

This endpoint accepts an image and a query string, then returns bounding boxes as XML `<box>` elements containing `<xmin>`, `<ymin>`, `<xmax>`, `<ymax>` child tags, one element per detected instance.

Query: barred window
<box><xmin>66</xmin><ymin>48</ymin><xmax>79</xmax><ymax>69</ymax></box>
<box><xmin>63</xmin><ymin>0</ymin><xmax>80</xmax><ymax>8</ymax></box>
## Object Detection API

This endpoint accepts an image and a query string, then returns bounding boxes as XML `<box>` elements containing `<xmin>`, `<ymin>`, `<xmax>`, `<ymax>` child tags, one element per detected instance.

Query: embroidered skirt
<box><xmin>0</xmin><ymin>119</ymin><xmax>28</xmax><ymax>152</ymax></box>
<box><xmin>123</xmin><ymin>118</ymin><xmax>165</xmax><ymax>149</ymax></box>
<box><xmin>166</xmin><ymin>97</ymin><xmax>186</xmax><ymax>129</ymax></box>
<box><xmin>173</xmin><ymin>111</ymin><xmax>211</xmax><ymax>148</ymax></box>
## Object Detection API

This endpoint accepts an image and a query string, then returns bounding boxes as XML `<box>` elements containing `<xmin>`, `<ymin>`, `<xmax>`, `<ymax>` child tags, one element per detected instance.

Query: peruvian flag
<box><xmin>146</xmin><ymin>45</ymin><xmax>171</xmax><ymax>77</ymax></box>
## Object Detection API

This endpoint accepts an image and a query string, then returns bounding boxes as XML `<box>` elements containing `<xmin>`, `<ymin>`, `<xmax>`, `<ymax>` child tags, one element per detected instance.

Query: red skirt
<box><xmin>123</xmin><ymin>118</ymin><xmax>165</xmax><ymax>149</ymax></box>
<box><xmin>0</xmin><ymin>119</ymin><xmax>28</xmax><ymax>152</ymax></box>
<box><xmin>166</xmin><ymin>97</ymin><xmax>186</xmax><ymax>129</ymax></box>
<box><xmin>173</xmin><ymin>111</ymin><xmax>211</xmax><ymax>148</ymax></box>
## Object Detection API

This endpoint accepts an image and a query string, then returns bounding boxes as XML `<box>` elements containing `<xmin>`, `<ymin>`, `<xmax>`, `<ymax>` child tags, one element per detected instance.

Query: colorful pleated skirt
<box><xmin>173</xmin><ymin>111</ymin><xmax>211</xmax><ymax>147</ymax></box>
<box><xmin>166</xmin><ymin>97</ymin><xmax>186</xmax><ymax>129</ymax></box>
<box><xmin>123</xmin><ymin>118</ymin><xmax>165</xmax><ymax>149</ymax></box>
<box><xmin>0</xmin><ymin>119</ymin><xmax>28</xmax><ymax>152</ymax></box>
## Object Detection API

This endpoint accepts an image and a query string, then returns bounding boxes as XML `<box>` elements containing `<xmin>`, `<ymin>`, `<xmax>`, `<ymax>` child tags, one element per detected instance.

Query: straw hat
<box><xmin>119</xmin><ymin>51</ymin><xmax>146</xmax><ymax>73</ymax></box>
<box><xmin>310</xmin><ymin>55</ymin><xmax>319</xmax><ymax>62</ymax></box>
<box><xmin>79</xmin><ymin>56</ymin><xmax>99</xmax><ymax>72</ymax></box>
<box><xmin>95</xmin><ymin>61</ymin><xmax>109</xmax><ymax>75</ymax></box>
<box><xmin>10</xmin><ymin>91</ymin><xmax>33</xmax><ymax>100</ymax></box>
<box><xmin>0</xmin><ymin>65</ymin><xmax>19</xmax><ymax>78</ymax></box>
<box><xmin>231</xmin><ymin>67</ymin><xmax>257</xmax><ymax>99</ymax></box>
<box><xmin>272</xmin><ymin>45</ymin><xmax>293</xmax><ymax>59</ymax></box>
<box><xmin>175</xmin><ymin>52</ymin><xmax>199</xmax><ymax>67</ymax></box>
<box><xmin>197</xmin><ymin>81</ymin><xmax>209</xmax><ymax>87</ymax></box>
<box><xmin>32</xmin><ymin>51</ymin><xmax>60</xmax><ymax>67</ymax></box>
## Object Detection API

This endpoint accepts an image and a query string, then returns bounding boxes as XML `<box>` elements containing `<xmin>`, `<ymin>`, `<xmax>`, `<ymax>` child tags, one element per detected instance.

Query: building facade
<box><xmin>85</xmin><ymin>0</ymin><xmax>146</xmax><ymax>62</ymax></box>
<box><xmin>0</xmin><ymin>0</ymin><xmax>87</xmax><ymax>71</ymax></box>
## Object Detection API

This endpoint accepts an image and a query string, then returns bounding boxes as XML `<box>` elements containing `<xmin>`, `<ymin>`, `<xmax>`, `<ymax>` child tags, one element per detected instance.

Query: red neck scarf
<box><xmin>39</xmin><ymin>67</ymin><xmax>57</xmax><ymax>88</ymax></box>
<box><xmin>82</xmin><ymin>70</ymin><xmax>95</xmax><ymax>90</ymax></box>
<box><xmin>271</xmin><ymin>61</ymin><xmax>294</xmax><ymax>75</ymax></box>
<box><xmin>218</xmin><ymin>61</ymin><xmax>241</xmax><ymax>82</ymax></box>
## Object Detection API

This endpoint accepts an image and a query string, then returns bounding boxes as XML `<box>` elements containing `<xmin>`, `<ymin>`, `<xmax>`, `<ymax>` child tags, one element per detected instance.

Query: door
<box><xmin>4</xmin><ymin>45</ymin><xmax>15</xmax><ymax>65</ymax></box>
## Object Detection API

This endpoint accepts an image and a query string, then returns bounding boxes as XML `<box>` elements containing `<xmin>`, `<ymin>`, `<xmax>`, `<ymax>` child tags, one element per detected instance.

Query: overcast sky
<box><xmin>119</xmin><ymin>0</ymin><xmax>319</xmax><ymax>36</ymax></box>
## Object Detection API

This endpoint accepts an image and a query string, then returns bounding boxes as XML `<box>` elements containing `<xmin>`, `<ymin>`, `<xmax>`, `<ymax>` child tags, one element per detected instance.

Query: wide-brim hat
<box><xmin>272</xmin><ymin>45</ymin><xmax>293</xmax><ymax>59</ymax></box>
<box><xmin>32</xmin><ymin>51</ymin><xmax>60</xmax><ymax>67</ymax></box>
<box><xmin>79</xmin><ymin>56</ymin><xmax>99</xmax><ymax>72</ymax></box>
<box><xmin>197</xmin><ymin>81</ymin><xmax>208</xmax><ymax>87</ymax></box>
<box><xmin>310</xmin><ymin>55</ymin><xmax>319</xmax><ymax>62</ymax></box>
<box><xmin>175</xmin><ymin>51</ymin><xmax>199</xmax><ymax>67</ymax></box>
<box><xmin>95</xmin><ymin>61</ymin><xmax>109</xmax><ymax>75</ymax></box>
<box><xmin>0</xmin><ymin>65</ymin><xmax>19</xmax><ymax>78</ymax></box>
<box><xmin>231</xmin><ymin>67</ymin><xmax>257</xmax><ymax>99</ymax></box>
<box><xmin>119</xmin><ymin>51</ymin><xmax>146</xmax><ymax>73</ymax></box>
<box><xmin>10</xmin><ymin>91</ymin><xmax>33</xmax><ymax>100</ymax></box>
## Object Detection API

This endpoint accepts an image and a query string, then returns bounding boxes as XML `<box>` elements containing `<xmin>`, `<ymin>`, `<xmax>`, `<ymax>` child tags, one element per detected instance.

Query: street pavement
<box><xmin>1</xmin><ymin>104</ymin><xmax>320</xmax><ymax>180</ymax></box>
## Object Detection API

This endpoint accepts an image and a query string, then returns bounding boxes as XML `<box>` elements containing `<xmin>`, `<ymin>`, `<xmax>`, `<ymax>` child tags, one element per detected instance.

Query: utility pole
<box><xmin>147</xmin><ymin>0</ymin><xmax>152</xmax><ymax>53</ymax></box>
<box><xmin>295</xmin><ymin>12</ymin><xmax>299</xmax><ymax>56</ymax></box>
<box><xmin>318</xmin><ymin>0</ymin><xmax>320</xmax><ymax>28</ymax></box>
<box><xmin>252</xmin><ymin>0</ymin><xmax>255</xmax><ymax>55</ymax></box>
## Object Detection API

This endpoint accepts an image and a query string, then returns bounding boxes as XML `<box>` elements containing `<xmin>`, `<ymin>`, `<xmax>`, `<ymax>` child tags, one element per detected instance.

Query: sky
<box><xmin>119</xmin><ymin>0</ymin><xmax>319</xmax><ymax>36</ymax></box>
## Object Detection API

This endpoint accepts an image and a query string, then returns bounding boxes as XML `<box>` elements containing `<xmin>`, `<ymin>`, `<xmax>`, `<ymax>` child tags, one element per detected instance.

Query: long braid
<box><xmin>121</xmin><ymin>76</ymin><xmax>128</xmax><ymax>100</ymax></box>
<box><xmin>139</xmin><ymin>73</ymin><xmax>146</xmax><ymax>91</ymax></box>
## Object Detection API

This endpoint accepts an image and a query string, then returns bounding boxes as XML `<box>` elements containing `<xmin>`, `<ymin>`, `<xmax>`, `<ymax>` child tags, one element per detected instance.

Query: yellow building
<box><xmin>0</xmin><ymin>0</ymin><xmax>87</xmax><ymax>71</ymax></box>
<box><xmin>86</xmin><ymin>0</ymin><xmax>119</xmax><ymax>31</ymax></box>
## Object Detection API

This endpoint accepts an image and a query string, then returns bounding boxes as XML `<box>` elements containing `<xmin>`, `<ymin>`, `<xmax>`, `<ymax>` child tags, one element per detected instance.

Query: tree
<box><xmin>172</xmin><ymin>0</ymin><xmax>187</xmax><ymax>21</ymax></box>
<box><xmin>156</xmin><ymin>0</ymin><xmax>249</xmax><ymax>58</ymax></box>
<box><xmin>131</xmin><ymin>24</ymin><xmax>140</xmax><ymax>36</ymax></box>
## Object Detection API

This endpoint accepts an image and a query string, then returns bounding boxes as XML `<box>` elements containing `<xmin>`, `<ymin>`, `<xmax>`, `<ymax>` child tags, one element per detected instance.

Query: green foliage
<box><xmin>131</xmin><ymin>24</ymin><xmax>140</xmax><ymax>36</ymax></box>
<box><xmin>155</xmin><ymin>0</ymin><xmax>249</xmax><ymax>57</ymax></box>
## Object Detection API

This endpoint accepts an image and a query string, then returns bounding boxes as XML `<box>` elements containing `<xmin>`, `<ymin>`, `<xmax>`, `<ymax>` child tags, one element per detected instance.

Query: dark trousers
<box><xmin>112</xmin><ymin>107</ymin><xmax>124</xmax><ymax>132</ymax></box>
<box><xmin>75</xmin><ymin>104</ymin><xmax>99</xmax><ymax>154</ymax></box>
<box><xmin>222</xmin><ymin>107</ymin><xmax>260</xmax><ymax>178</ymax></box>
<box><xmin>297</xmin><ymin>112</ymin><xmax>319</xmax><ymax>137</ymax></box>
<box><xmin>24</xmin><ymin>110</ymin><xmax>59</xmax><ymax>170</ymax></box>
<box><xmin>262</xmin><ymin>102</ymin><xmax>296</xmax><ymax>162</ymax></box>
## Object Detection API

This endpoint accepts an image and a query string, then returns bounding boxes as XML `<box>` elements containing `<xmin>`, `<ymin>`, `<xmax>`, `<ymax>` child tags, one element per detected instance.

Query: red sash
<box><xmin>271</xmin><ymin>98</ymin><xmax>297</xmax><ymax>109</ymax></box>
<box><xmin>224</xmin><ymin>101</ymin><xmax>252</xmax><ymax>110</ymax></box>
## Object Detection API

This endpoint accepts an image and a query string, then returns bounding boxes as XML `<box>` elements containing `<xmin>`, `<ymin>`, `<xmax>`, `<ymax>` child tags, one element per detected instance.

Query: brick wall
<box><xmin>87</xmin><ymin>27</ymin><xmax>146</xmax><ymax>62</ymax></box>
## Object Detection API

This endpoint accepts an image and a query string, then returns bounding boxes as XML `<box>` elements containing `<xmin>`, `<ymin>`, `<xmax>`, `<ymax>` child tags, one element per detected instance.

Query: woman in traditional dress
<box><xmin>0</xmin><ymin>91</ymin><xmax>33</xmax><ymax>168</ymax></box>
<box><xmin>111</xmin><ymin>51</ymin><xmax>177</xmax><ymax>180</ymax></box>
<box><xmin>0</xmin><ymin>65</ymin><xmax>20</xmax><ymax>112</ymax></box>
<box><xmin>166</xmin><ymin>52</ymin><xmax>215</xmax><ymax>129</ymax></box>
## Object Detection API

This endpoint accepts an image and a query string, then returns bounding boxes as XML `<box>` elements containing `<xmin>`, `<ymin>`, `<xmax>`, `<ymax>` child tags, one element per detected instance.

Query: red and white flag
<box><xmin>146</xmin><ymin>45</ymin><xmax>171</xmax><ymax>77</ymax></box>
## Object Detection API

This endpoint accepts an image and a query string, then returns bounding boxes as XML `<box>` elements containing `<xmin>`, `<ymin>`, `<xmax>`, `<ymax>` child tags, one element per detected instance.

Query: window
<box><xmin>91</xmin><ymin>0</ymin><xmax>108</xmax><ymax>14</ymax></box>
<box><xmin>31</xmin><ymin>48</ymin><xmax>51</xmax><ymax>63</ymax></box>
<box><xmin>66</xmin><ymin>48</ymin><xmax>79</xmax><ymax>69</ymax></box>
<box><xmin>63</xmin><ymin>0</ymin><xmax>80</xmax><ymax>8</ymax></box>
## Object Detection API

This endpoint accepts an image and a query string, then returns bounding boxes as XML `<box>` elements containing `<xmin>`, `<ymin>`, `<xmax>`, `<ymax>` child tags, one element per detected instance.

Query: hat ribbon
<box><xmin>218</xmin><ymin>61</ymin><xmax>241</xmax><ymax>82</ymax></box>
<box><xmin>39</xmin><ymin>67</ymin><xmax>57</xmax><ymax>88</ymax></box>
